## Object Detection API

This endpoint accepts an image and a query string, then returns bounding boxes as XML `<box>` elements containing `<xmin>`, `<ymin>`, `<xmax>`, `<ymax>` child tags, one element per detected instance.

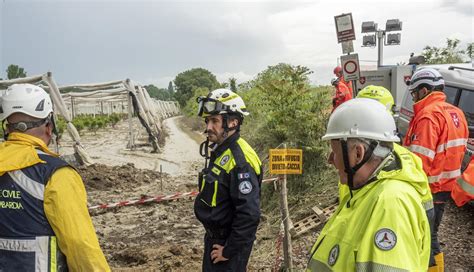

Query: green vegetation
<box><xmin>57</xmin><ymin>113</ymin><xmax>127</xmax><ymax>138</ymax></box>
<box><xmin>422</xmin><ymin>38</ymin><xmax>473</xmax><ymax>64</ymax></box>
<box><xmin>181</xmin><ymin>63</ymin><xmax>338</xmax><ymax>220</ymax></box>
<box><xmin>6</xmin><ymin>64</ymin><xmax>27</xmax><ymax>80</ymax></box>
<box><xmin>174</xmin><ymin>68</ymin><xmax>220</xmax><ymax>107</ymax></box>
<box><xmin>144</xmin><ymin>84</ymin><xmax>174</xmax><ymax>101</ymax></box>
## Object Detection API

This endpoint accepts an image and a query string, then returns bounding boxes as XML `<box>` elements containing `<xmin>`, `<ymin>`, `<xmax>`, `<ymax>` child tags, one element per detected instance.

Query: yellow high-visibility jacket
<box><xmin>0</xmin><ymin>132</ymin><xmax>110</xmax><ymax>271</ymax></box>
<box><xmin>309</xmin><ymin>144</ymin><xmax>430</xmax><ymax>271</ymax></box>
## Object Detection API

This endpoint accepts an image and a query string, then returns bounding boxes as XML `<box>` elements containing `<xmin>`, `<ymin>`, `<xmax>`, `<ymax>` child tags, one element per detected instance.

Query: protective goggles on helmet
<box><xmin>197</xmin><ymin>96</ymin><xmax>231</xmax><ymax>117</ymax></box>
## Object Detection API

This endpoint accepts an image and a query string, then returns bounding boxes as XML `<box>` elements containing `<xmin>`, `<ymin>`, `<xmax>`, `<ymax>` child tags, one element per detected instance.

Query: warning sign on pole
<box><xmin>269</xmin><ymin>149</ymin><xmax>303</xmax><ymax>175</ymax></box>
<box><xmin>341</xmin><ymin>53</ymin><xmax>360</xmax><ymax>81</ymax></box>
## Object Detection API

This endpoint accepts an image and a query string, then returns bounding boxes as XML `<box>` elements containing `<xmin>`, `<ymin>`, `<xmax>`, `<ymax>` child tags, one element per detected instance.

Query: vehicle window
<box><xmin>444</xmin><ymin>86</ymin><xmax>458</xmax><ymax>105</ymax></box>
<box><xmin>458</xmin><ymin>89</ymin><xmax>474</xmax><ymax>127</ymax></box>
<box><xmin>402</xmin><ymin>90</ymin><xmax>414</xmax><ymax>109</ymax></box>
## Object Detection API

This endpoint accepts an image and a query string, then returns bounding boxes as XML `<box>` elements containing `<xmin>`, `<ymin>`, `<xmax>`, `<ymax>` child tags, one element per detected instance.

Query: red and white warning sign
<box><xmin>341</xmin><ymin>53</ymin><xmax>360</xmax><ymax>81</ymax></box>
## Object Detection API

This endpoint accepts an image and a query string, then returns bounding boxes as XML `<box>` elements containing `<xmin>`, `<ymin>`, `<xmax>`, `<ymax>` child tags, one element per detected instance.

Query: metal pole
<box><xmin>280</xmin><ymin>143</ymin><xmax>293</xmax><ymax>271</ymax></box>
<box><xmin>377</xmin><ymin>30</ymin><xmax>384</xmax><ymax>68</ymax></box>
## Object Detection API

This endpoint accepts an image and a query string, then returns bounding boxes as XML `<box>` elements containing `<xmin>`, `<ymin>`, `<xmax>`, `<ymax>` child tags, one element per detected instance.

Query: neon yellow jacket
<box><xmin>0</xmin><ymin>132</ymin><xmax>110</xmax><ymax>271</ymax></box>
<box><xmin>308</xmin><ymin>144</ymin><xmax>431</xmax><ymax>271</ymax></box>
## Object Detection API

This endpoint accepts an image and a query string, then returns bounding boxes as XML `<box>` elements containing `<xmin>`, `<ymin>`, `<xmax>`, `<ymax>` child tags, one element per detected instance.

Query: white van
<box><xmin>397</xmin><ymin>64</ymin><xmax>474</xmax><ymax>168</ymax></box>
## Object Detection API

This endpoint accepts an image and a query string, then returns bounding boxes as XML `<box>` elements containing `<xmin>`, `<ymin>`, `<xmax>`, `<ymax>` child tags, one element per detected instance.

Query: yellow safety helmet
<box><xmin>356</xmin><ymin>85</ymin><xmax>395</xmax><ymax>115</ymax></box>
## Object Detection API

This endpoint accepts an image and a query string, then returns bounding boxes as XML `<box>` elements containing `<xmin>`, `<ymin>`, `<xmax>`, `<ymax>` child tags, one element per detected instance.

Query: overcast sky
<box><xmin>0</xmin><ymin>0</ymin><xmax>472</xmax><ymax>88</ymax></box>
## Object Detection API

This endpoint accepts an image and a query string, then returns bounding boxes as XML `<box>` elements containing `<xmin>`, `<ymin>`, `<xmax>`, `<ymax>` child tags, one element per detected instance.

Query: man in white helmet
<box><xmin>403</xmin><ymin>67</ymin><xmax>468</xmax><ymax>272</ymax></box>
<box><xmin>307</xmin><ymin>98</ymin><xmax>430</xmax><ymax>271</ymax></box>
<box><xmin>0</xmin><ymin>84</ymin><xmax>110</xmax><ymax>271</ymax></box>
<box><xmin>194</xmin><ymin>89</ymin><xmax>262</xmax><ymax>271</ymax></box>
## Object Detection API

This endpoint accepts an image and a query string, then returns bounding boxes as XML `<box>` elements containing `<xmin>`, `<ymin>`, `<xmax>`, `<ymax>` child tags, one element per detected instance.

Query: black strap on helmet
<box><xmin>340</xmin><ymin>139</ymin><xmax>378</xmax><ymax>208</ymax></box>
<box><xmin>199</xmin><ymin>137</ymin><xmax>211</xmax><ymax>168</ymax></box>
<box><xmin>6</xmin><ymin>118</ymin><xmax>49</xmax><ymax>132</ymax></box>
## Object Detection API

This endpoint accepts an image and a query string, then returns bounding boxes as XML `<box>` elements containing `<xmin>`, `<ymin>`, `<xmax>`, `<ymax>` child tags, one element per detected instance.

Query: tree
<box><xmin>466</xmin><ymin>43</ymin><xmax>474</xmax><ymax>59</ymax></box>
<box><xmin>421</xmin><ymin>38</ymin><xmax>470</xmax><ymax>64</ymax></box>
<box><xmin>6</xmin><ymin>64</ymin><xmax>27</xmax><ymax>79</ymax></box>
<box><xmin>167</xmin><ymin>81</ymin><xmax>174</xmax><ymax>94</ymax></box>
<box><xmin>144</xmin><ymin>84</ymin><xmax>172</xmax><ymax>100</ymax></box>
<box><xmin>229</xmin><ymin>77</ymin><xmax>237</xmax><ymax>92</ymax></box>
<box><xmin>173</xmin><ymin>68</ymin><xmax>220</xmax><ymax>107</ymax></box>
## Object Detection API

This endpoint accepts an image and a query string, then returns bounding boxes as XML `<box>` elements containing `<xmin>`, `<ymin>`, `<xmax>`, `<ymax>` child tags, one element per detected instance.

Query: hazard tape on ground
<box><xmin>88</xmin><ymin>191</ymin><xmax>199</xmax><ymax>211</ymax></box>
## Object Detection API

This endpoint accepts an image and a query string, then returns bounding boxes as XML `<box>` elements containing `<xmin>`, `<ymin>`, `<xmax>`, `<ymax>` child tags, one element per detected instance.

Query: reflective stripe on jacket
<box><xmin>451</xmin><ymin>156</ymin><xmax>474</xmax><ymax>206</ymax></box>
<box><xmin>0</xmin><ymin>132</ymin><xmax>110</xmax><ymax>271</ymax></box>
<box><xmin>194</xmin><ymin>132</ymin><xmax>262</xmax><ymax>258</ymax></box>
<box><xmin>308</xmin><ymin>147</ymin><xmax>430</xmax><ymax>271</ymax></box>
<box><xmin>404</xmin><ymin>92</ymin><xmax>468</xmax><ymax>194</ymax></box>
<box><xmin>0</xmin><ymin>149</ymin><xmax>68</xmax><ymax>271</ymax></box>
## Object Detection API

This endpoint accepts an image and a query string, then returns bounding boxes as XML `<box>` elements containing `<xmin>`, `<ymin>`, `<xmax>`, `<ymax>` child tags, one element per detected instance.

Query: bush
<box><xmin>239</xmin><ymin>64</ymin><xmax>336</xmax><ymax>214</ymax></box>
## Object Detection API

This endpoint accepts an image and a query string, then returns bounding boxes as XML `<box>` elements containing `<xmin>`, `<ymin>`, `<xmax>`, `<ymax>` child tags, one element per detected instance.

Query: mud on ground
<box><xmin>74</xmin><ymin>116</ymin><xmax>473</xmax><ymax>271</ymax></box>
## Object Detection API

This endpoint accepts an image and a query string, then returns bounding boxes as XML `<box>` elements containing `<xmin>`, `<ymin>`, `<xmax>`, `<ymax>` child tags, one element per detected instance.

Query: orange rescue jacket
<box><xmin>340</xmin><ymin>77</ymin><xmax>353</xmax><ymax>98</ymax></box>
<box><xmin>332</xmin><ymin>82</ymin><xmax>352</xmax><ymax>112</ymax></box>
<box><xmin>451</xmin><ymin>156</ymin><xmax>474</xmax><ymax>206</ymax></box>
<box><xmin>404</xmin><ymin>92</ymin><xmax>468</xmax><ymax>194</ymax></box>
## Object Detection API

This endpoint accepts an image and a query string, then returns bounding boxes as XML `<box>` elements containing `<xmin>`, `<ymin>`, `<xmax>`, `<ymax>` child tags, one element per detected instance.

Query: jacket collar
<box><xmin>0</xmin><ymin>132</ymin><xmax>58</xmax><ymax>174</ymax></box>
<box><xmin>413</xmin><ymin>91</ymin><xmax>446</xmax><ymax>115</ymax></box>
<box><xmin>212</xmin><ymin>132</ymin><xmax>240</xmax><ymax>157</ymax></box>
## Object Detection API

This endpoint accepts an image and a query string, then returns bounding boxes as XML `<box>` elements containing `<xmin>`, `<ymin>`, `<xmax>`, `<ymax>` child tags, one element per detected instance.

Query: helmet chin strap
<box><xmin>340</xmin><ymin>139</ymin><xmax>378</xmax><ymax>207</ymax></box>
<box><xmin>221</xmin><ymin>114</ymin><xmax>239</xmax><ymax>139</ymax></box>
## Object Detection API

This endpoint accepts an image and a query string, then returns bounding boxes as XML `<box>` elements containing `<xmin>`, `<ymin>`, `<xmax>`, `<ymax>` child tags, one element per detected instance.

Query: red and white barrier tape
<box><xmin>88</xmin><ymin>191</ymin><xmax>199</xmax><ymax>211</ymax></box>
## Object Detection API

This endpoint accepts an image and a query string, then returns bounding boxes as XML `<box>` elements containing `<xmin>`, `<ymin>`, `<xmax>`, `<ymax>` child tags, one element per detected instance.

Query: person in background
<box><xmin>330</xmin><ymin>77</ymin><xmax>352</xmax><ymax>112</ymax></box>
<box><xmin>404</xmin><ymin>67</ymin><xmax>468</xmax><ymax>272</ymax></box>
<box><xmin>307</xmin><ymin>98</ymin><xmax>430</xmax><ymax>271</ymax></box>
<box><xmin>194</xmin><ymin>88</ymin><xmax>262</xmax><ymax>271</ymax></box>
<box><xmin>0</xmin><ymin>84</ymin><xmax>110</xmax><ymax>271</ymax></box>
<box><xmin>333</xmin><ymin>66</ymin><xmax>353</xmax><ymax>97</ymax></box>
<box><xmin>451</xmin><ymin>156</ymin><xmax>474</xmax><ymax>207</ymax></box>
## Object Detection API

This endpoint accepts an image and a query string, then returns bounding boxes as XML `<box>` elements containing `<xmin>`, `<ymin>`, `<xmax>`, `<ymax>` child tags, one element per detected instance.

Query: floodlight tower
<box><xmin>361</xmin><ymin>19</ymin><xmax>402</xmax><ymax>67</ymax></box>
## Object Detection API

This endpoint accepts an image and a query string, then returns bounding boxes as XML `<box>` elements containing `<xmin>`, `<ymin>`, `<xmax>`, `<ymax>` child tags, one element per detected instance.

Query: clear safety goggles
<box><xmin>197</xmin><ymin>97</ymin><xmax>230</xmax><ymax>117</ymax></box>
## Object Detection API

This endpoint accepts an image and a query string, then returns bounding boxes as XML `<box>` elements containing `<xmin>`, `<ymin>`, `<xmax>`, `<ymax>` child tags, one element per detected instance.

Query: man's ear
<box><xmin>228</xmin><ymin>118</ymin><xmax>239</xmax><ymax>129</ymax></box>
<box><xmin>45</xmin><ymin>122</ymin><xmax>54</xmax><ymax>138</ymax></box>
<box><xmin>355</xmin><ymin>143</ymin><xmax>365</xmax><ymax>164</ymax></box>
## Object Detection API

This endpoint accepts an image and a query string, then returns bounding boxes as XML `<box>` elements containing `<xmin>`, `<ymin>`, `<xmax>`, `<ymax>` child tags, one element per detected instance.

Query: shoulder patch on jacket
<box><xmin>238</xmin><ymin>180</ymin><xmax>252</xmax><ymax>194</ymax></box>
<box><xmin>374</xmin><ymin>228</ymin><xmax>397</xmax><ymax>250</ymax></box>
<box><xmin>328</xmin><ymin>244</ymin><xmax>339</xmax><ymax>266</ymax></box>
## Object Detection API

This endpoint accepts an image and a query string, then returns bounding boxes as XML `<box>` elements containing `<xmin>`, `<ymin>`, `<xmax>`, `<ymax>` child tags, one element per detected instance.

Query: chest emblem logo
<box><xmin>219</xmin><ymin>155</ymin><xmax>230</xmax><ymax>166</ymax></box>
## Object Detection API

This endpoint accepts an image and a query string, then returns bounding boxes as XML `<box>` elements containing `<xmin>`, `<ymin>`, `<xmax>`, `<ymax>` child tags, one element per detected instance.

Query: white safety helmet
<box><xmin>407</xmin><ymin>67</ymin><xmax>445</xmax><ymax>91</ymax></box>
<box><xmin>197</xmin><ymin>88</ymin><xmax>249</xmax><ymax>117</ymax></box>
<box><xmin>331</xmin><ymin>77</ymin><xmax>340</xmax><ymax>86</ymax></box>
<box><xmin>322</xmin><ymin>98</ymin><xmax>400</xmax><ymax>142</ymax></box>
<box><xmin>0</xmin><ymin>84</ymin><xmax>53</xmax><ymax>121</ymax></box>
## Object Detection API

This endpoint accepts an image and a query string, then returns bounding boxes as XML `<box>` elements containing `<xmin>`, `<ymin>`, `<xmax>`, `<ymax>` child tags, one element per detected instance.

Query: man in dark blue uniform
<box><xmin>194</xmin><ymin>88</ymin><xmax>262</xmax><ymax>272</ymax></box>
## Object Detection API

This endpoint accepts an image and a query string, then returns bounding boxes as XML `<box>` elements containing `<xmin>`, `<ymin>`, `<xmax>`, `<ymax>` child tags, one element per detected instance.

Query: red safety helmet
<box><xmin>333</xmin><ymin>66</ymin><xmax>343</xmax><ymax>76</ymax></box>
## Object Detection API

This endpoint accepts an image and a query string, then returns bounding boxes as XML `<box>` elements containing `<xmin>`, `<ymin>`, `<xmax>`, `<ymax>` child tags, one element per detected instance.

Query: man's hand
<box><xmin>211</xmin><ymin>244</ymin><xmax>229</xmax><ymax>264</ymax></box>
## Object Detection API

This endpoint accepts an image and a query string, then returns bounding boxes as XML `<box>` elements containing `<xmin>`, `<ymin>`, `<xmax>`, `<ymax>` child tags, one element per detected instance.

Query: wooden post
<box><xmin>160</xmin><ymin>164</ymin><xmax>163</xmax><ymax>191</ymax></box>
<box><xmin>127</xmin><ymin>94</ymin><xmax>134</xmax><ymax>149</ymax></box>
<box><xmin>279</xmin><ymin>143</ymin><xmax>294</xmax><ymax>271</ymax></box>
<box><xmin>70</xmin><ymin>97</ymin><xmax>75</xmax><ymax>119</ymax></box>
